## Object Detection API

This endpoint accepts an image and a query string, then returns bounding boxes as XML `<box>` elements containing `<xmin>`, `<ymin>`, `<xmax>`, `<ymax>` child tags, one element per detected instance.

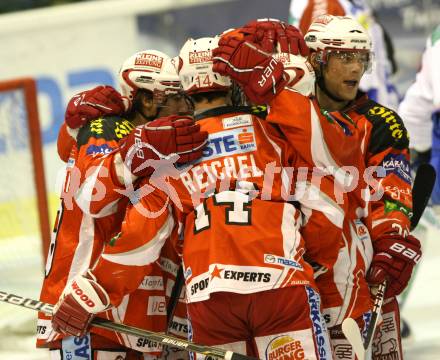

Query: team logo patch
<box><xmin>384</xmin><ymin>199</ymin><xmax>413</xmax><ymax>219</ymax></box>
<box><xmin>67</xmin><ymin>157</ymin><xmax>75</xmax><ymax>168</ymax></box>
<box><xmin>266</xmin><ymin>335</ymin><xmax>306</xmax><ymax>360</ymax></box>
<box><xmin>201</xmin><ymin>126</ymin><xmax>257</xmax><ymax>162</ymax></box>
<box><xmin>89</xmin><ymin>119</ymin><xmax>104</xmax><ymax>134</ymax></box>
<box><xmin>147</xmin><ymin>296</ymin><xmax>166</xmax><ymax>315</ymax></box>
<box><xmin>139</xmin><ymin>276</ymin><xmax>164</xmax><ymax>290</ymax></box>
<box><xmin>85</xmin><ymin>143</ymin><xmax>114</xmax><ymax>156</ymax></box>
<box><xmin>114</xmin><ymin>120</ymin><xmax>134</xmax><ymax>139</ymax></box>
<box><xmin>306</xmin><ymin>286</ymin><xmax>331</xmax><ymax>359</ymax></box>
<box><xmin>222</xmin><ymin>114</ymin><xmax>253</xmax><ymax>129</ymax></box>
<box><xmin>354</xmin><ymin>220</ymin><xmax>370</xmax><ymax>243</ymax></box>
<box><xmin>168</xmin><ymin>316</ymin><xmax>189</xmax><ymax>337</ymax></box>
<box><xmin>381</xmin><ymin>153</ymin><xmax>411</xmax><ymax>184</ymax></box>
<box><xmin>189</xmin><ymin>50</ymin><xmax>212</xmax><ymax>64</ymax></box>
<box><xmin>62</xmin><ymin>334</ymin><xmax>92</xmax><ymax>360</ymax></box>
<box><xmin>368</xmin><ymin>106</ymin><xmax>406</xmax><ymax>140</ymax></box>
<box><xmin>134</xmin><ymin>53</ymin><xmax>163</xmax><ymax>69</ymax></box>
<box><xmin>264</xmin><ymin>254</ymin><xmax>303</xmax><ymax>270</ymax></box>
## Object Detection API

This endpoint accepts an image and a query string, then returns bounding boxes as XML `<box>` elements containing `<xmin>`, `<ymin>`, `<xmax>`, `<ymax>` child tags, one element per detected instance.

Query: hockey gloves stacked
<box><xmin>238</xmin><ymin>19</ymin><xmax>309</xmax><ymax>55</ymax></box>
<box><xmin>52</xmin><ymin>270</ymin><xmax>110</xmax><ymax>337</ymax></box>
<box><xmin>367</xmin><ymin>233</ymin><xmax>422</xmax><ymax>298</ymax></box>
<box><xmin>118</xmin><ymin>115</ymin><xmax>208</xmax><ymax>177</ymax></box>
<box><xmin>65</xmin><ymin>85</ymin><xmax>126</xmax><ymax>129</ymax></box>
<box><xmin>212</xmin><ymin>19</ymin><xmax>309</xmax><ymax>104</ymax></box>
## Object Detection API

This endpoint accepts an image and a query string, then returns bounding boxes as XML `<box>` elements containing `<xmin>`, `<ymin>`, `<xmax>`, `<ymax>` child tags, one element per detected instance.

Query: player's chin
<box><xmin>340</xmin><ymin>86</ymin><xmax>358</xmax><ymax>101</ymax></box>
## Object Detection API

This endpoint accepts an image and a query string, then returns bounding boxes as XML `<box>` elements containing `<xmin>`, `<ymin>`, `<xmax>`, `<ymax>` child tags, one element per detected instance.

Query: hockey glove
<box><xmin>52</xmin><ymin>270</ymin><xmax>110</xmax><ymax>337</ymax></box>
<box><xmin>118</xmin><ymin>115</ymin><xmax>208</xmax><ymax>177</ymax></box>
<box><xmin>239</xmin><ymin>18</ymin><xmax>309</xmax><ymax>55</ymax></box>
<box><xmin>213</xmin><ymin>36</ymin><xmax>287</xmax><ymax>104</ymax></box>
<box><xmin>367</xmin><ymin>234</ymin><xmax>422</xmax><ymax>298</ymax></box>
<box><xmin>65</xmin><ymin>85</ymin><xmax>126</xmax><ymax>129</ymax></box>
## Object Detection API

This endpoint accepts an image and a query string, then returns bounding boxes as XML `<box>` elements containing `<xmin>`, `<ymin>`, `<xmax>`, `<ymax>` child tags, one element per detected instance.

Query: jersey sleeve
<box><xmin>57</xmin><ymin>123</ymin><xmax>76</xmax><ymax>162</ymax></box>
<box><xmin>91</xmin><ymin>186</ymin><xmax>176</xmax><ymax>306</ymax></box>
<box><xmin>398</xmin><ymin>34</ymin><xmax>439</xmax><ymax>152</ymax></box>
<box><xmin>70</xmin><ymin>117</ymin><xmax>135</xmax><ymax>218</ymax></box>
<box><xmin>365</xmin><ymin>104</ymin><xmax>412</xmax><ymax>239</ymax></box>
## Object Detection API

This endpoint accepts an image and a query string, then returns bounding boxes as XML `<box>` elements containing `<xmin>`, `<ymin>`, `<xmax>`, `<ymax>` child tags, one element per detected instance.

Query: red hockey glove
<box><xmin>367</xmin><ymin>234</ymin><xmax>421</xmax><ymax>298</ymax></box>
<box><xmin>52</xmin><ymin>270</ymin><xmax>110</xmax><ymax>337</ymax></box>
<box><xmin>65</xmin><ymin>85</ymin><xmax>126</xmax><ymax>129</ymax></box>
<box><xmin>119</xmin><ymin>115</ymin><xmax>208</xmax><ymax>177</ymax></box>
<box><xmin>213</xmin><ymin>36</ymin><xmax>287</xmax><ymax>104</ymax></box>
<box><xmin>239</xmin><ymin>18</ymin><xmax>309</xmax><ymax>55</ymax></box>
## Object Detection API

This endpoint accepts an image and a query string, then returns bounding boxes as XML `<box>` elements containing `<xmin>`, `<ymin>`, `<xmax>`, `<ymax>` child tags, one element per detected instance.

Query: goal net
<box><xmin>0</xmin><ymin>78</ymin><xmax>50</xmax><ymax>331</ymax></box>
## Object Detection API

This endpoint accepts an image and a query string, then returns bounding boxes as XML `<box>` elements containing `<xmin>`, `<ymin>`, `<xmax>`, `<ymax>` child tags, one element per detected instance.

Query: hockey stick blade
<box><xmin>341</xmin><ymin>281</ymin><xmax>386</xmax><ymax>360</ymax></box>
<box><xmin>341</xmin><ymin>318</ymin><xmax>365</xmax><ymax>360</ymax></box>
<box><xmin>411</xmin><ymin>163</ymin><xmax>436</xmax><ymax>230</ymax></box>
<box><xmin>0</xmin><ymin>291</ymin><xmax>256</xmax><ymax>360</ymax></box>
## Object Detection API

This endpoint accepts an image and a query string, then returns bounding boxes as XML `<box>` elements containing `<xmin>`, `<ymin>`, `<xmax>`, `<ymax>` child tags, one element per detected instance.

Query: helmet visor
<box><xmin>319</xmin><ymin>49</ymin><xmax>373</xmax><ymax>73</ymax></box>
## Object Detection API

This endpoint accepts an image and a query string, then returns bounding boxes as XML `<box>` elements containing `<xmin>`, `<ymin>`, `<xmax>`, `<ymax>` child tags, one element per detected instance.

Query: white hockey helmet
<box><xmin>304</xmin><ymin>15</ymin><xmax>372</xmax><ymax>72</ymax></box>
<box><xmin>273</xmin><ymin>52</ymin><xmax>316</xmax><ymax>96</ymax></box>
<box><xmin>305</xmin><ymin>15</ymin><xmax>371</xmax><ymax>52</ymax></box>
<box><xmin>177</xmin><ymin>36</ymin><xmax>231</xmax><ymax>95</ymax></box>
<box><xmin>118</xmin><ymin>50</ymin><xmax>181</xmax><ymax>110</ymax></box>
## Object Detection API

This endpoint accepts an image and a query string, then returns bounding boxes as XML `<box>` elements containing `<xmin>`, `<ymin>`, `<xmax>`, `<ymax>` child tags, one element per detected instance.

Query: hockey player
<box><xmin>397</xmin><ymin>24</ymin><xmax>440</xmax><ymax>340</ymax></box>
<box><xmin>289</xmin><ymin>0</ymin><xmax>401</xmax><ymax>111</ymax></box>
<box><xmin>212</xmin><ymin>16</ymin><xmax>422</xmax><ymax>360</ymax></box>
<box><xmin>38</xmin><ymin>49</ymin><xmax>206</xmax><ymax>360</ymax></box>
<box><xmin>399</xmin><ymin>24</ymin><xmax>440</xmax><ymax>203</ymax></box>
<box><xmin>50</xmin><ymin>35</ymin><xmax>334</xmax><ymax>360</ymax></box>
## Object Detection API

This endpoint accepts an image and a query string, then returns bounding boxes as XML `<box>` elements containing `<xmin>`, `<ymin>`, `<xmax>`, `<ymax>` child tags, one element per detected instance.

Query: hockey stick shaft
<box><xmin>410</xmin><ymin>163</ymin><xmax>436</xmax><ymax>230</ymax></box>
<box><xmin>0</xmin><ymin>291</ymin><xmax>255</xmax><ymax>360</ymax></box>
<box><xmin>166</xmin><ymin>266</ymin><xmax>184</xmax><ymax>331</ymax></box>
<box><xmin>363</xmin><ymin>281</ymin><xmax>386</xmax><ymax>350</ymax></box>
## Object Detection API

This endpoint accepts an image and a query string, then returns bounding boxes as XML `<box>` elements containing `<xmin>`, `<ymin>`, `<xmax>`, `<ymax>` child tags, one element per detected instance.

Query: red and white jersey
<box><xmin>85</xmin><ymin>106</ymin><xmax>323</xmax><ymax>306</ymax></box>
<box><xmin>37</xmin><ymin>117</ymin><xmax>172</xmax><ymax>354</ymax></box>
<box><xmin>267</xmin><ymin>89</ymin><xmax>412</xmax><ymax>326</ymax></box>
<box><xmin>267</xmin><ymin>90</ymin><xmax>374</xmax><ymax>326</ymax></box>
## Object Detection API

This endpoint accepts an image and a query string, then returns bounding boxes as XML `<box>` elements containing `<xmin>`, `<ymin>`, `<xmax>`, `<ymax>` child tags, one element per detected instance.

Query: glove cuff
<box><xmin>68</xmin><ymin>271</ymin><xmax>110</xmax><ymax>314</ymax></box>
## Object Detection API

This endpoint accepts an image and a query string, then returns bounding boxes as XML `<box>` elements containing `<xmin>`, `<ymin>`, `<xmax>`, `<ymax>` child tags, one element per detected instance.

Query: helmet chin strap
<box><xmin>136</xmin><ymin>108</ymin><xmax>157</xmax><ymax>123</ymax></box>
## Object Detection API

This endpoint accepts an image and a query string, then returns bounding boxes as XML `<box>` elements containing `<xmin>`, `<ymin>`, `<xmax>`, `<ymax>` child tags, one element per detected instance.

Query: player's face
<box><xmin>158</xmin><ymin>93</ymin><xmax>193</xmax><ymax>117</ymax></box>
<box><xmin>322</xmin><ymin>50</ymin><xmax>368</xmax><ymax>101</ymax></box>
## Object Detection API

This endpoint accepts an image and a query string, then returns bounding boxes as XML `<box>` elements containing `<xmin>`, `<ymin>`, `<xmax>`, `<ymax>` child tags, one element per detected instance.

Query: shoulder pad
<box><xmin>77</xmin><ymin>116</ymin><xmax>134</xmax><ymax>147</ymax></box>
<box><xmin>357</xmin><ymin>100</ymin><xmax>409</xmax><ymax>154</ymax></box>
<box><xmin>250</xmin><ymin>105</ymin><xmax>267</xmax><ymax>119</ymax></box>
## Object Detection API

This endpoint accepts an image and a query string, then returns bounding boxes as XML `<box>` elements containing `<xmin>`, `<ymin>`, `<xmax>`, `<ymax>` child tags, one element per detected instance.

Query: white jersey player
<box><xmin>399</xmin><ymin>25</ymin><xmax>440</xmax><ymax>204</ymax></box>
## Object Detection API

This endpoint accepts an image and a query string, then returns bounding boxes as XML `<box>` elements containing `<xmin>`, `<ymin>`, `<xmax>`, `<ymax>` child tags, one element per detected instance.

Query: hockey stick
<box><xmin>342</xmin><ymin>282</ymin><xmax>386</xmax><ymax>360</ymax></box>
<box><xmin>166</xmin><ymin>266</ymin><xmax>184</xmax><ymax>331</ymax></box>
<box><xmin>342</xmin><ymin>163</ymin><xmax>436</xmax><ymax>360</ymax></box>
<box><xmin>410</xmin><ymin>164</ymin><xmax>436</xmax><ymax>231</ymax></box>
<box><xmin>0</xmin><ymin>291</ymin><xmax>256</xmax><ymax>360</ymax></box>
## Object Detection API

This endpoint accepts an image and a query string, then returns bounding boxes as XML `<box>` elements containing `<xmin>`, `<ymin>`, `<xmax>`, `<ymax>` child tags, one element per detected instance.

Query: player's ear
<box><xmin>139</xmin><ymin>91</ymin><xmax>154</xmax><ymax>110</ymax></box>
<box><xmin>309</xmin><ymin>52</ymin><xmax>320</xmax><ymax>71</ymax></box>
